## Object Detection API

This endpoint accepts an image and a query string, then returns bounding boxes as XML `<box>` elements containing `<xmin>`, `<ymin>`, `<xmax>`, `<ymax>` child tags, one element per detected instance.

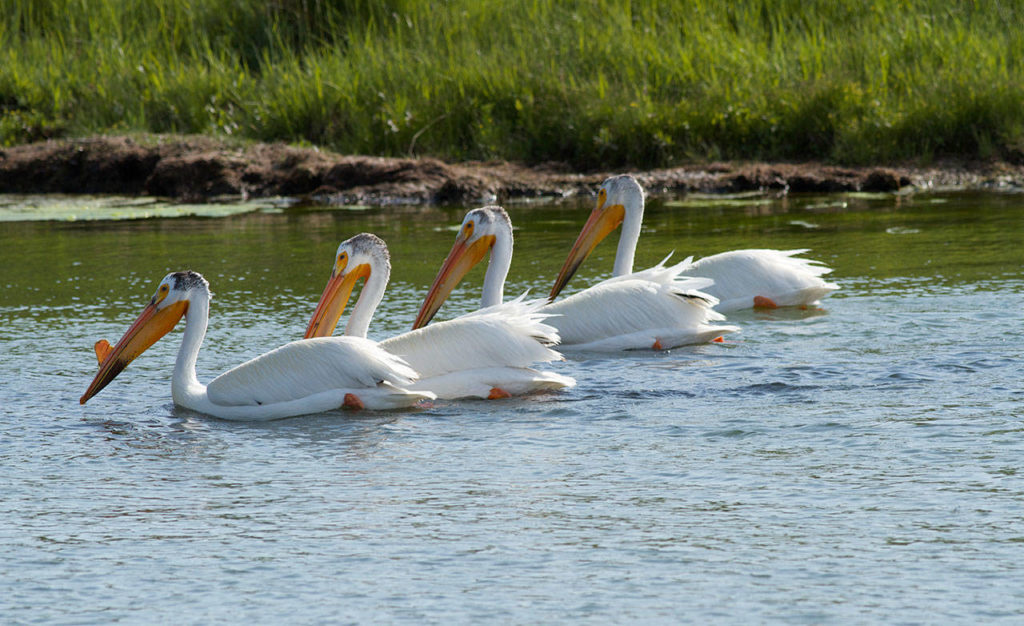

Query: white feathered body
<box><xmin>380</xmin><ymin>295</ymin><xmax>574</xmax><ymax>398</ymax></box>
<box><xmin>85</xmin><ymin>270</ymin><xmax>434</xmax><ymax>422</ymax></box>
<box><xmin>545</xmin><ymin>259</ymin><xmax>739</xmax><ymax>351</ymax></box>
<box><xmin>680</xmin><ymin>249</ymin><xmax>839</xmax><ymax>313</ymax></box>
<box><xmin>197</xmin><ymin>336</ymin><xmax>431</xmax><ymax>419</ymax></box>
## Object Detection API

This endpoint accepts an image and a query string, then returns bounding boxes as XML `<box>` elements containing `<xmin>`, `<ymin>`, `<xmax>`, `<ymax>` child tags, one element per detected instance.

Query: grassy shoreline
<box><xmin>2</xmin><ymin>1</ymin><xmax>1022</xmax><ymax>169</ymax></box>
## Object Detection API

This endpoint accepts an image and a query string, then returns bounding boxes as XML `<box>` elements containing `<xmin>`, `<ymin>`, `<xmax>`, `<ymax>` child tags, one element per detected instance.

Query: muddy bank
<box><xmin>1</xmin><ymin>135</ymin><xmax>1022</xmax><ymax>205</ymax></box>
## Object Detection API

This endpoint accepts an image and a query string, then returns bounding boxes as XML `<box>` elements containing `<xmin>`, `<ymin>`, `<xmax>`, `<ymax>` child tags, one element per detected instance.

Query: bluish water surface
<box><xmin>3</xmin><ymin>190</ymin><xmax>1023</xmax><ymax>622</ymax></box>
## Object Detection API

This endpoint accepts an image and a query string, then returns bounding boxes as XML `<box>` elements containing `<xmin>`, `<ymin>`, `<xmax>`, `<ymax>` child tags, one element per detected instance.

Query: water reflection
<box><xmin>5</xmin><ymin>189</ymin><xmax>1021</xmax><ymax>312</ymax></box>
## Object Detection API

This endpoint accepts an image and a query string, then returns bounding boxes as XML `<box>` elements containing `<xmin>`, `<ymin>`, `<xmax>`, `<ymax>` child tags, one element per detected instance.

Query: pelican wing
<box><xmin>207</xmin><ymin>336</ymin><xmax>418</xmax><ymax>407</ymax></box>
<box><xmin>407</xmin><ymin>367</ymin><xmax>575</xmax><ymax>400</ymax></box>
<box><xmin>380</xmin><ymin>294</ymin><xmax>563</xmax><ymax>378</ymax></box>
<box><xmin>546</xmin><ymin>260</ymin><xmax>737</xmax><ymax>350</ymax></box>
<box><xmin>682</xmin><ymin>249</ymin><xmax>839</xmax><ymax>312</ymax></box>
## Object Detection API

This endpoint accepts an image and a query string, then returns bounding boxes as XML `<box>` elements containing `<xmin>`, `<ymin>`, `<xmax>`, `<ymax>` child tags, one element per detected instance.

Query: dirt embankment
<box><xmin>1</xmin><ymin>135</ymin><xmax>1022</xmax><ymax>205</ymax></box>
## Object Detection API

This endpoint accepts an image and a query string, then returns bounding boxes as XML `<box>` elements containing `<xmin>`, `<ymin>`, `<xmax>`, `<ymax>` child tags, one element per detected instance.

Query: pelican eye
<box><xmin>598</xmin><ymin>188</ymin><xmax>607</xmax><ymax>204</ymax></box>
<box><xmin>463</xmin><ymin>221</ymin><xmax>474</xmax><ymax>237</ymax></box>
<box><xmin>337</xmin><ymin>251</ymin><xmax>348</xmax><ymax>270</ymax></box>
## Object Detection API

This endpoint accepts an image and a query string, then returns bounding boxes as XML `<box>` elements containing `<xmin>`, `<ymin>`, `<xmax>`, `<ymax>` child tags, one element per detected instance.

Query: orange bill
<box><xmin>412</xmin><ymin>234</ymin><xmax>495</xmax><ymax>329</ymax></box>
<box><xmin>80</xmin><ymin>300</ymin><xmax>188</xmax><ymax>404</ymax></box>
<box><xmin>548</xmin><ymin>199</ymin><xmax>625</xmax><ymax>300</ymax></box>
<box><xmin>304</xmin><ymin>264</ymin><xmax>371</xmax><ymax>338</ymax></box>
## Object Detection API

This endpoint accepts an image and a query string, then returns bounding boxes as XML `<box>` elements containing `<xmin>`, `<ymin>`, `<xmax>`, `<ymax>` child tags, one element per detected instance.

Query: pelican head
<box><xmin>412</xmin><ymin>206</ymin><xmax>511</xmax><ymax>329</ymax></box>
<box><xmin>81</xmin><ymin>271</ymin><xmax>207</xmax><ymax>404</ymax></box>
<box><xmin>549</xmin><ymin>174</ymin><xmax>644</xmax><ymax>300</ymax></box>
<box><xmin>305</xmin><ymin>233</ymin><xmax>390</xmax><ymax>339</ymax></box>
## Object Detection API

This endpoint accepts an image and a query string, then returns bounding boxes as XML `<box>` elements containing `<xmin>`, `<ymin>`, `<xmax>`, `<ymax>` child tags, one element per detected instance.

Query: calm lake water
<box><xmin>3</xmin><ymin>189</ymin><xmax>1023</xmax><ymax>622</ymax></box>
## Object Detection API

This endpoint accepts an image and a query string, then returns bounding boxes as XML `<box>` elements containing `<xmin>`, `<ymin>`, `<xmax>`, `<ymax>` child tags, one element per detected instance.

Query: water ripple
<box><xmin>6</xmin><ymin>195</ymin><xmax>1024</xmax><ymax>623</ymax></box>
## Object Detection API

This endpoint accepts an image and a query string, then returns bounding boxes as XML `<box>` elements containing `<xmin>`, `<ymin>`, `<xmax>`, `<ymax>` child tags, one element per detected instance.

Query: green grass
<box><xmin>2</xmin><ymin>0</ymin><xmax>1023</xmax><ymax>168</ymax></box>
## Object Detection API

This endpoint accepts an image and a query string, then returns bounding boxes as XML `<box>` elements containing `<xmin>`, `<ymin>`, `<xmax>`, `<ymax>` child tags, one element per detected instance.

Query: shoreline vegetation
<box><xmin>2</xmin><ymin>1</ymin><xmax>1023</xmax><ymax>202</ymax></box>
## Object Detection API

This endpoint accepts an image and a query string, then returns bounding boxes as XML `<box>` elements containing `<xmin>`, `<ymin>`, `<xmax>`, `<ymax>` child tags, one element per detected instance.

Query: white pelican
<box><xmin>81</xmin><ymin>270</ymin><xmax>433</xmax><ymax>420</ymax></box>
<box><xmin>550</xmin><ymin>174</ymin><xmax>839</xmax><ymax>313</ymax></box>
<box><xmin>413</xmin><ymin>206</ymin><xmax>736</xmax><ymax>351</ymax></box>
<box><xmin>304</xmin><ymin>233</ymin><xmax>574</xmax><ymax>399</ymax></box>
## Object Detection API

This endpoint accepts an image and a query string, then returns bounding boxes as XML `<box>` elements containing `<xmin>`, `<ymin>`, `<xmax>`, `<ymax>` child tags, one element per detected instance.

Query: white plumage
<box><xmin>546</xmin><ymin>258</ymin><xmax>734</xmax><ymax>351</ymax></box>
<box><xmin>413</xmin><ymin>206</ymin><xmax>736</xmax><ymax>351</ymax></box>
<box><xmin>382</xmin><ymin>300</ymin><xmax>575</xmax><ymax>398</ymax></box>
<box><xmin>80</xmin><ymin>270</ymin><xmax>432</xmax><ymax>421</ymax></box>
<box><xmin>679</xmin><ymin>248</ymin><xmax>838</xmax><ymax>312</ymax></box>
<box><xmin>207</xmin><ymin>336</ymin><xmax>417</xmax><ymax>405</ymax></box>
<box><xmin>550</xmin><ymin>174</ymin><xmax>838</xmax><ymax>313</ymax></box>
<box><xmin>382</xmin><ymin>296</ymin><xmax>561</xmax><ymax>373</ymax></box>
<box><xmin>305</xmin><ymin>234</ymin><xmax>574</xmax><ymax>399</ymax></box>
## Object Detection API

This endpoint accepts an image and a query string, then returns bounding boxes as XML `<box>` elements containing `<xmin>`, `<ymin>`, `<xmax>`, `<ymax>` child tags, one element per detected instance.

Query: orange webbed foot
<box><xmin>342</xmin><ymin>393</ymin><xmax>364</xmax><ymax>410</ymax></box>
<box><xmin>651</xmin><ymin>339</ymin><xmax>664</xmax><ymax>350</ymax></box>
<box><xmin>488</xmin><ymin>387</ymin><xmax>512</xmax><ymax>400</ymax></box>
<box><xmin>753</xmin><ymin>295</ymin><xmax>778</xmax><ymax>309</ymax></box>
